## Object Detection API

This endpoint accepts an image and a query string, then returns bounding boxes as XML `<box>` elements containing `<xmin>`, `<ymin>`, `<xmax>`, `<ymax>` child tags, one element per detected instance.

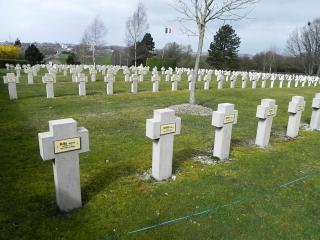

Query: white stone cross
<box><xmin>161</xmin><ymin>67</ymin><xmax>165</xmax><ymax>75</ymax></box>
<box><xmin>217</xmin><ymin>75</ymin><xmax>224</xmax><ymax>89</ymax></box>
<box><xmin>198</xmin><ymin>70</ymin><xmax>204</xmax><ymax>82</ymax></box>
<box><xmin>152</xmin><ymin>67</ymin><xmax>158</xmax><ymax>76</ymax></box>
<box><xmin>38</xmin><ymin>118</ymin><xmax>89</xmax><ymax>212</ymax></box>
<box><xmin>104</xmin><ymin>73</ymin><xmax>115</xmax><ymax>95</ymax></box>
<box><xmin>230</xmin><ymin>75</ymin><xmax>237</xmax><ymax>88</ymax></box>
<box><xmin>310</xmin><ymin>93</ymin><xmax>320</xmax><ymax>131</ymax></box>
<box><xmin>7</xmin><ymin>73</ymin><xmax>18</xmax><ymax>100</ymax></box>
<box><xmin>139</xmin><ymin>72</ymin><xmax>145</xmax><ymax>82</ymax></box>
<box><xmin>251</xmin><ymin>77</ymin><xmax>258</xmax><ymax>89</ymax></box>
<box><xmin>287</xmin><ymin>75</ymin><xmax>293</xmax><ymax>88</ymax></box>
<box><xmin>286</xmin><ymin>96</ymin><xmax>306</xmax><ymax>138</ymax></box>
<box><xmin>171</xmin><ymin>74</ymin><xmax>179</xmax><ymax>91</ymax></box>
<box><xmin>165</xmin><ymin>70</ymin><xmax>171</xmax><ymax>81</ymax></box>
<box><xmin>261</xmin><ymin>77</ymin><xmax>267</xmax><ymax>88</ymax></box>
<box><xmin>270</xmin><ymin>75</ymin><xmax>276</xmax><ymax>88</ymax></box>
<box><xmin>124</xmin><ymin>69</ymin><xmax>130</xmax><ymax>82</ymax></box>
<box><xmin>151</xmin><ymin>74</ymin><xmax>160</xmax><ymax>92</ymax></box>
<box><xmin>44</xmin><ymin>75</ymin><xmax>55</xmax><ymax>99</ymax></box>
<box><xmin>187</xmin><ymin>73</ymin><xmax>193</xmax><ymax>91</ymax></box>
<box><xmin>146</xmin><ymin>109</ymin><xmax>181</xmax><ymax>181</ymax></box>
<box><xmin>15</xmin><ymin>65</ymin><xmax>21</xmax><ymax>83</ymax></box>
<box><xmin>130</xmin><ymin>73</ymin><xmax>139</xmax><ymax>94</ymax></box>
<box><xmin>212</xmin><ymin>103</ymin><xmax>238</xmax><ymax>160</ymax></box>
<box><xmin>27</xmin><ymin>69</ymin><xmax>34</xmax><ymax>84</ymax></box>
<box><xmin>255</xmin><ymin>99</ymin><xmax>278</xmax><ymax>147</ymax></box>
<box><xmin>204</xmin><ymin>73</ymin><xmax>211</xmax><ymax>90</ymax></box>
<box><xmin>279</xmin><ymin>75</ymin><xmax>285</xmax><ymax>88</ymax></box>
<box><xmin>294</xmin><ymin>77</ymin><xmax>300</xmax><ymax>88</ymax></box>
<box><xmin>78</xmin><ymin>74</ymin><xmax>87</xmax><ymax>96</ymax></box>
<box><xmin>33</xmin><ymin>66</ymin><xmax>38</xmax><ymax>77</ymax></box>
<box><xmin>91</xmin><ymin>69</ymin><xmax>97</xmax><ymax>82</ymax></box>
<box><xmin>241</xmin><ymin>73</ymin><xmax>248</xmax><ymax>88</ymax></box>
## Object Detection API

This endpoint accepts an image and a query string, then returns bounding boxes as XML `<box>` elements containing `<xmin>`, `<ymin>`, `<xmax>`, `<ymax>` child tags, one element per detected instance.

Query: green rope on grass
<box><xmin>127</xmin><ymin>171</ymin><xmax>317</xmax><ymax>235</ymax></box>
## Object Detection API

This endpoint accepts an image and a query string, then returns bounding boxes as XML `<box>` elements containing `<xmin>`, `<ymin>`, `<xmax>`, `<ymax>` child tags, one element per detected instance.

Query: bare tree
<box><xmin>262</xmin><ymin>46</ymin><xmax>278</xmax><ymax>73</ymax></box>
<box><xmin>253</xmin><ymin>48</ymin><xmax>279</xmax><ymax>73</ymax></box>
<box><xmin>74</xmin><ymin>42</ymin><xmax>89</xmax><ymax>64</ymax></box>
<box><xmin>287</xmin><ymin>19</ymin><xmax>320</xmax><ymax>75</ymax></box>
<box><xmin>82</xmin><ymin>16</ymin><xmax>107</xmax><ymax>66</ymax></box>
<box><xmin>126</xmin><ymin>1</ymin><xmax>149</xmax><ymax>67</ymax></box>
<box><xmin>174</xmin><ymin>0</ymin><xmax>258</xmax><ymax>105</ymax></box>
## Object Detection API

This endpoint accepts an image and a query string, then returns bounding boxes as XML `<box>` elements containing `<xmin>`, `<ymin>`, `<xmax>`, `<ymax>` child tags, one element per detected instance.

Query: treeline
<box><xmin>238</xmin><ymin>52</ymin><xmax>302</xmax><ymax>73</ymax></box>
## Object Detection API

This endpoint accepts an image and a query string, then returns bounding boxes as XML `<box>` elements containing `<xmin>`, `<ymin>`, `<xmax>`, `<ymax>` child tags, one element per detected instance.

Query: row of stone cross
<box><xmin>3</xmin><ymin>67</ymin><xmax>320</xmax><ymax>100</ymax></box>
<box><xmin>37</xmin><ymin>93</ymin><xmax>320</xmax><ymax>212</ymax></box>
<box><xmin>6</xmin><ymin>63</ymin><xmax>320</xmax><ymax>88</ymax></box>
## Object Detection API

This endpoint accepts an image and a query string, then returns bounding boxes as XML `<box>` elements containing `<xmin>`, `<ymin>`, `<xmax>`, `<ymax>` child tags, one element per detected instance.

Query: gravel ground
<box><xmin>137</xmin><ymin>168</ymin><xmax>177</xmax><ymax>181</ymax></box>
<box><xmin>168</xmin><ymin>104</ymin><xmax>213</xmax><ymax>116</ymax></box>
<box><xmin>192</xmin><ymin>154</ymin><xmax>233</xmax><ymax>165</ymax></box>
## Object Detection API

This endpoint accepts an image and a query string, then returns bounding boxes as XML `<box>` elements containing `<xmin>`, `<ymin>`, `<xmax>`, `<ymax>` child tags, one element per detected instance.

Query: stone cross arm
<box><xmin>256</xmin><ymin>103</ymin><xmax>278</xmax><ymax>119</ymax></box>
<box><xmin>7</xmin><ymin>73</ymin><xmax>16</xmax><ymax>83</ymax></box>
<box><xmin>38</xmin><ymin>119</ymin><xmax>89</xmax><ymax>161</ymax></box>
<box><xmin>288</xmin><ymin>97</ymin><xmax>306</xmax><ymax>113</ymax></box>
<box><xmin>212</xmin><ymin>106</ymin><xmax>238</xmax><ymax>128</ymax></box>
<box><xmin>146</xmin><ymin>109</ymin><xmax>181</xmax><ymax>140</ymax></box>
<box><xmin>312</xmin><ymin>94</ymin><xmax>320</xmax><ymax>109</ymax></box>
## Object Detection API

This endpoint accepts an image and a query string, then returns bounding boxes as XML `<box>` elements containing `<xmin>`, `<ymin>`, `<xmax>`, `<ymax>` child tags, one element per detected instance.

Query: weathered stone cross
<box><xmin>38</xmin><ymin>118</ymin><xmax>89</xmax><ymax>212</ymax></box>
<box><xmin>255</xmin><ymin>99</ymin><xmax>278</xmax><ymax>147</ymax></box>
<box><xmin>146</xmin><ymin>109</ymin><xmax>181</xmax><ymax>181</ymax></box>
<box><xmin>212</xmin><ymin>103</ymin><xmax>238</xmax><ymax>160</ymax></box>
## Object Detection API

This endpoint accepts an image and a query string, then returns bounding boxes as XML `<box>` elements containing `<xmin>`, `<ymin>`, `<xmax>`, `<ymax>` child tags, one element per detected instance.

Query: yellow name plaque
<box><xmin>160</xmin><ymin>123</ymin><xmax>176</xmax><ymax>135</ymax></box>
<box><xmin>224</xmin><ymin>114</ymin><xmax>235</xmax><ymax>124</ymax></box>
<box><xmin>297</xmin><ymin>104</ymin><xmax>304</xmax><ymax>111</ymax></box>
<box><xmin>54</xmin><ymin>137</ymin><xmax>81</xmax><ymax>154</ymax></box>
<box><xmin>267</xmin><ymin>107</ymin><xmax>276</xmax><ymax>117</ymax></box>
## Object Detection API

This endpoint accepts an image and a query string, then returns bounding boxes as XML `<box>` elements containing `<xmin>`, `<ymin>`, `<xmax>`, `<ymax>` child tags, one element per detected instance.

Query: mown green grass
<box><xmin>58</xmin><ymin>54</ymin><xmax>112</xmax><ymax>65</ymax></box>
<box><xmin>1</xmin><ymin>68</ymin><xmax>320</xmax><ymax>239</ymax></box>
<box><xmin>58</xmin><ymin>53</ymin><xmax>70</xmax><ymax>64</ymax></box>
<box><xmin>81</xmin><ymin>54</ymin><xmax>112</xmax><ymax>65</ymax></box>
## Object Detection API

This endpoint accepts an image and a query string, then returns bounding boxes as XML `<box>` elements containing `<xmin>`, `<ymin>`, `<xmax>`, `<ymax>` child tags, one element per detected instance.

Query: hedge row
<box><xmin>146</xmin><ymin>57</ymin><xmax>177</xmax><ymax>69</ymax></box>
<box><xmin>0</xmin><ymin>59</ymin><xmax>29</xmax><ymax>68</ymax></box>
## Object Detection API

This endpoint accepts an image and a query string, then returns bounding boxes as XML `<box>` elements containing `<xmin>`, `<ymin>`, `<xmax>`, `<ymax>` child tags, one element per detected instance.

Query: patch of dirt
<box><xmin>168</xmin><ymin>104</ymin><xmax>212</xmax><ymax>116</ymax></box>
<box><xmin>191</xmin><ymin>148</ymin><xmax>233</xmax><ymax>165</ymax></box>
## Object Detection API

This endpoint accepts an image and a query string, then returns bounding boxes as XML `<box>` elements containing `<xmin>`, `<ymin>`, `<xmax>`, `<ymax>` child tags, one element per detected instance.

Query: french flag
<box><xmin>165</xmin><ymin>27</ymin><xmax>172</xmax><ymax>34</ymax></box>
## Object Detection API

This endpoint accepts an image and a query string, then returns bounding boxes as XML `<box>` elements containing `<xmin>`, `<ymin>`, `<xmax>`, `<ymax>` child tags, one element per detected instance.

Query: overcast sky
<box><xmin>1</xmin><ymin>0</ymin><xmax>320</xmax><ymax>55</ymax></box>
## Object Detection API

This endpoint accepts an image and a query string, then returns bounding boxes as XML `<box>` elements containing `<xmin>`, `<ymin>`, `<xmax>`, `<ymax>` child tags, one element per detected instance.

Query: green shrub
<box><xmin>146</xmin><ymin>57</ymin><xmax>177</xmax><ymax>69</ymax></box>
<box><xmin>25</xmin><ymin>44</ymin><xmax>44</xmax><ymax>65</ymax></box>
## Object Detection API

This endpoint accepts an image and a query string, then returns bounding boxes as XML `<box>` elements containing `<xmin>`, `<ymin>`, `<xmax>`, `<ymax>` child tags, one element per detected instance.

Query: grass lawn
<box><xmin>1</xmin><ymin>68</ymin><xmax>320</xmax><ymax>239</ymax></box>
<box><xmin>58</xmin><ymin>53</ymin><xmax>71</xmax><ymax>64</ymax></box>
<box><xmin>58</xmin><ymin>54</ymin><xmax>112</xmax><ymax>65</ymax></box>
<box><xmin>82</xmin><ymin>54</ymin><xmax>112</xmax><ymax>65</ymax></box>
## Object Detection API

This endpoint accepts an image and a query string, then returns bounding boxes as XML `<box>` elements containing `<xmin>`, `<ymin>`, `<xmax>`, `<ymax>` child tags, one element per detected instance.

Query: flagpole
<box><xmin>162</xmin><ymin>26</ymin><xmax>166</xmax><ymax>59</ymax></box>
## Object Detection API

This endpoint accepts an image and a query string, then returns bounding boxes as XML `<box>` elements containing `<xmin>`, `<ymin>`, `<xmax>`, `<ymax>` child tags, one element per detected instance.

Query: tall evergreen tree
<box><xmin>24</xmin><ymin>44</ymin><xmax>44</xmax><ymax>65</ymax></box>
<box><xmin>207</xmin><ymin>25</ymin><xmax>241</xmax><ymax>70</ymax></box>
<box><xmin>140</xmin><ymin>33</ymin><xmax>155</xmax><ymax>52</ymax></box>
<box><xmin>132</xmin><ymin>33</ymin><xmax>155</xmax><ymax>65</ymax></box>
<box><xmin>14</xmin><ymin>38</ymin><xmax>22</xmax><ymax>47</ymax></box>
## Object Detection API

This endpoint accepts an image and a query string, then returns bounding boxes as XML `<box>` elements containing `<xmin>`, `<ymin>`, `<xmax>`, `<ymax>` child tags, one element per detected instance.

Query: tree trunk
<box><xmin>309</xmin><ymin>63</ymin><xmax>313</xmax><ymax>75</ymax></box>
<box><xmin>190</xmin><ymin>25</ymin><xmax>205</xmax><ymax>105</ymax></box>
<box><xmin>317</xmin><ymin>64</ymin><xmax>320</xmax><ymax>76</ymax></box>
<box><xmin>134</xmin><ymin>41</ymin><xmax>137</xmax><ymax>67</ymax></box>
<box><xmin>92</xmin><ymin>47</ymin><xmax>96</xmax><ymax>66</ymax></box>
